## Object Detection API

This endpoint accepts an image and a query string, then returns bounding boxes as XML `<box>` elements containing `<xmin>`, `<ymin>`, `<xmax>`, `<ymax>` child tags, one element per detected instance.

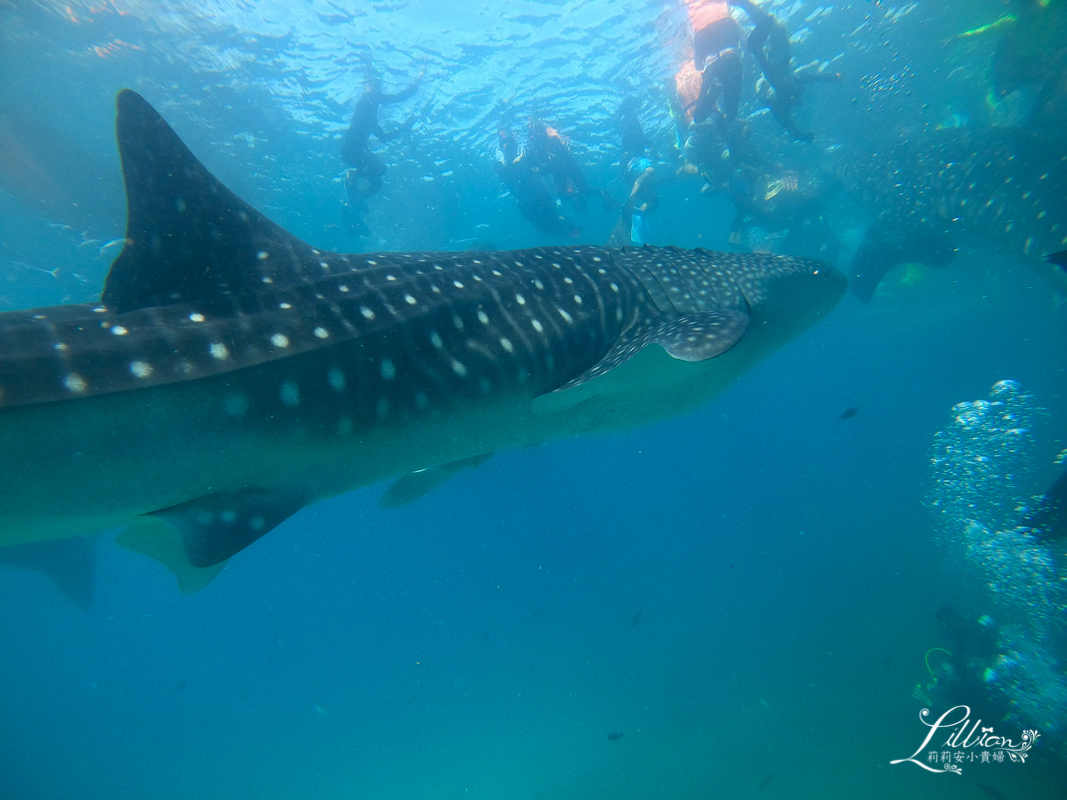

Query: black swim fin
<box><xmin>1022</xmin><ymin>469</ymin><xmax>1067</xmax><ymax>544</ymax></box>
<box><xmin>342</xmin><ymin>202</ymin><xmax>370</xmax><ymax>237</ymax></box>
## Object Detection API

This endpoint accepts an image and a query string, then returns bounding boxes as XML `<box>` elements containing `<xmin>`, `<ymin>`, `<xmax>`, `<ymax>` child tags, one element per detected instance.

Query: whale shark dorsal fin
<box><xmin>103</xmin><ymin>89</ymin><xmax>319</xmax><ymax>314</ymax></box>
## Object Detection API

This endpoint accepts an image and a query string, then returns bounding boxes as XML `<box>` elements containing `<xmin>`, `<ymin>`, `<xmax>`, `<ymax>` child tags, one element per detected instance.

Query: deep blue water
<box><xmin>2</xmin><ymin>1</ymin><xmax>1066</xmax><ymax>798</ymax></box>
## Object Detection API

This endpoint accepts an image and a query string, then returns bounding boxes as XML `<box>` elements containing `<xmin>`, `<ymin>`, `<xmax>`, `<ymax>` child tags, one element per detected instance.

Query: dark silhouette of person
<box><xmin>616</xmin><ymin>97</ymin><xmax>651</xmax><ymax>173</ymax></box>
<box><xmin>340</xmin><ymin>63</ymin><xmax>422</xmax><ymax>197</ymax></box>
<box><xmin>685</xmin><ymin>0</ymin><xmax>744</xmax><ymax>123</ymax></box>
<box><xmin>734</xmin><ymin>0</ymin><xmax>840</xmax><ymax>141</ymax></box>
<box><xmin>523</xmin><ymin>120</ymin><xmax>612</xmax><ymax>214</ymax></box>
<box><xmin>494</xmin><ymin>128</ymin><xmax>580</xmax><ymax>239</ymax></box>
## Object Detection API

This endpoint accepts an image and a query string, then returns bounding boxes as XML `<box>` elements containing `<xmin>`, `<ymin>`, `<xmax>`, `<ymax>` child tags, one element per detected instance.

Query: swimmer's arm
<box><xmin>380</xmin><ymin>71</ymin><xmax>424</xmax><ymax>104</ymax></box>
<box><xmin>377</xmin><ymin>116</ymin><xmax>416</xmax><ymax>141</ymax></box>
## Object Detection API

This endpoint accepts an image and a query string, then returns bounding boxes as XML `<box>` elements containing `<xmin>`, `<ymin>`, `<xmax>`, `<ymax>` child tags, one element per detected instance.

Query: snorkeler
<box><xmin>495</xmin><ymin>128</ymin><xmax>580</xmax><ymax>239</ymax></box>
<box><xmin>734</xmin><ymin>0</ymin><xmax>840</xmax><ymax>141</ymax></box>
<box><xmin>609</xmin><ymin>98</ymin><xmax>664</xmax><ymax>246</ymax></box>
<box><xmin>683</xmin><ymin>0</ymin><xmax>744</xmax><ymax>123</ymax></box>
<box><xmin>340</xmin><ymin>60</ymin><xmax>422</xmax><ymax>198</ymax></box>
<box><xmin>912</xmin><ymin>606</ymin><xmax>1009</xmax><ymax>718</ymax></box>
<box><xmin>524</xmin><ymin>120</ymin><xmax>612</xmax><ymax>213</ymax></box>
<box><xmin>616</xmin><ymin>97</ymin><xmax>651</xmax><ymax>175</ymax></box>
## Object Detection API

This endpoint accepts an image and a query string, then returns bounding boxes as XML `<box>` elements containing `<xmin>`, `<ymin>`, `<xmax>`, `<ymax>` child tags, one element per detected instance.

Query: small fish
<box><xmin>839</xmin><ymin>407</ymin><xmax>859</xmax><ymax>420</ymax></box>
<box><xmin>607</xmin><ymin>731</ymin><xmax>624</xmax><ymax>741</ymax></box>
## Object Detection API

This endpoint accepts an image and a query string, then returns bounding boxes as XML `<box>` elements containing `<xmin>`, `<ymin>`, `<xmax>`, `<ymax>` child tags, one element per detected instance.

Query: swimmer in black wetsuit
<box><xmin>734</xmin><ymin>0</ymin><xmax>840</xmax><ymax>141</ymax></box>
<box><xmin>524</xmin><ymin>120</ymin><xmax>612</xmax><ymax>214</ymax></box>
<box><xmin>340</xmin><ymin>63</ymin><xmax>422</xmax><ymax>197</ymax></box>
<box><xmin>494</xmin><ymin>128</ymin><xmax>580</xmax><ymax>239</ymax></box>
<box><xmin>616</xmin><ymin>97</ymin><xmax>651</xmax><ymax>174</ymax></box>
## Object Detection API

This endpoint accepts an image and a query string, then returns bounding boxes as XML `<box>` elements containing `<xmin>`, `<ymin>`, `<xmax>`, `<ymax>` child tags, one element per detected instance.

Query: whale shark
<box><xmin>0</xmin><ymin>91</ymin><xmax>845</xmax><ymax>592</ymax></box>
<box><xmin>840</xmin><ymin>126</ymin><xmax>1067</xmax><ymax>301</ymax></box>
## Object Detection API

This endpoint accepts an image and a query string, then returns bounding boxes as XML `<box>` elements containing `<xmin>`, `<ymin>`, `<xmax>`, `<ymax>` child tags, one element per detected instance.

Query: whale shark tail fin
<box><xmin>850</xmin><ymin>209</ymin><xmax>956</xmax><ymax>302</ymax></box>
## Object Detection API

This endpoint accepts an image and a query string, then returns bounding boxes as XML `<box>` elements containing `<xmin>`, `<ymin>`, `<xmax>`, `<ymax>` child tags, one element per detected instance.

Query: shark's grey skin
<box><xmin>840</xmin><ymin>126</ymin><xmax>1067</xmax><ymax>300</ymax></box>
<box><xmin>0</xmin><ymin>91</ymin><xmax>845</xmax><ymax>591</ymax></box>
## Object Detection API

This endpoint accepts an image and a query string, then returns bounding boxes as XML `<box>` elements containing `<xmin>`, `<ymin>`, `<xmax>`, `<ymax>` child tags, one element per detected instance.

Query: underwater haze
<box><xmin>2</xmin><ymin>1</ymin><xmax>1067</xmax><ymax>799</ymax></box>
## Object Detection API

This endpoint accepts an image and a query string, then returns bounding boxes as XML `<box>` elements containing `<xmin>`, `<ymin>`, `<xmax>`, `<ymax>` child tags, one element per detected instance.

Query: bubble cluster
<box><xmin>926</xmin><ymin>381</ymin><xmax>1067</xmax><ymax>750</ymax></box>
<box><xmin>927</xmin><ymin>380</ymin><xmax>1046</xmax><ymax>535</ymax></box>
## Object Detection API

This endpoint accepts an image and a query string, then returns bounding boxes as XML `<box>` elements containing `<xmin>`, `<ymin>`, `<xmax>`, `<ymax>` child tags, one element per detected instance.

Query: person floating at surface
<box><xmin>340</xmin><ymin>60</ymin><xmax>422</xmax><ymax>198</ymax></box>
<box><xmin>616</xmin><ymin>97</ymin><xmax>651</xmax><ymax>175</ymax></box>
<box><xmin>494</xmin><ymin>128</ymin><xmax>580</xmax><ymax>239</ymax></box>
<box><xmin>523</xmin><ymin>120</ymin><xmax>612</xmax><ymax>214</ymax></box>
<box><xmin>607</xmin><ymin>157</ymin><xmax>660</xmax><ymax>247</ymax></box>
<box><xmin>681</xmin><ymin>0</ymin><xmax>745</xmax><ymax>124</ymax></box>
<box><xmin>610</xmin><ymin>98</ymin><xmax>696</xmax><ymax>247</ymax></box>
<box><xmin>734</xmin><ymin>0</ymin><xmax>840</xmax><ymax>141</ymax></box>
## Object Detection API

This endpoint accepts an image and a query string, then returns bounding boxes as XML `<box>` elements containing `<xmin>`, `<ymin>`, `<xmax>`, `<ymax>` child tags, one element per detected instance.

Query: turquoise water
<box><xmin>2</xmin><ymin>1</ymin><xmax>1066</xmax><ymax>798</ymax></box>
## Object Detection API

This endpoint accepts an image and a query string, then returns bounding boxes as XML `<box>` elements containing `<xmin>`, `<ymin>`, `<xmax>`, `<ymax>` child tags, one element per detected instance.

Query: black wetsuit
<box><xmin>340</xmin><ymin>77</ymin><xmax>419</xmax><ymax>195</ymax></box>
<box><xmin>736</xmin><ymin>0</ymin><xmax>839</xmax><ymax>140</ymax></box>
<box><xmin>617</xmin><ymin>98</ymin><xmax>650</xmax><ymax>168</ymax></box>
<box><xmin>524</xmin><ymin>124</ymin><xmax>608</xmax><ymax>213</ymax></box>
<box><xmin>1023</xmin><ymin>468</ymin><xmax>1067</xmax><ymax>543</ymax></box>
<box><xmin>495</xmin><ymin>130</ymin><xmax>579</xmax><ymax>238</ymax></box>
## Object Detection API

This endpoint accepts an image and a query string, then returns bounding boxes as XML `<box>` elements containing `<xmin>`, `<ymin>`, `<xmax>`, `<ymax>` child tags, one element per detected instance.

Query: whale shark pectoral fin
<box><xmin>115</xmin><ymin>488</ymin><xmax>307</xmax><ymax>592</ymax></box>
<box><xmin>649</xmin><ymin>310</ymin><xmax>749</xmax><ymax>361</ymax></box>
<box><xmin>850</xmin><ymin>209</ymin><xmax>957</xmax><ymax>301</ymax></box>
<box><xmin>549</xmin><ymin>308</ymin><xmax>750</xmax><ymax>394</ymax></box>
<box><xmin>531</xmin><ymin>309</ymin><xmax>749</xmax><ymax>416</ymax></box>
<box><xmin>380</xmin><ymin>453</ymin><xmax>494</xmax><ymax>509</ymax></box>
<box><xmin>116</xmin><ymin>519</ymin><xmax>228</xmax><ymax>594</ymax></box>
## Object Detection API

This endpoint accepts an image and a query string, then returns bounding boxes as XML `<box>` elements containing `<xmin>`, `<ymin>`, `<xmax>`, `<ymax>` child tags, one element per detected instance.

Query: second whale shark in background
<box><xmin>0</xmin><ymin>91</ymin><xmax>845</xmax><ymax>594</ymax></box>
<box><xmin>840</xmin><ymin>125</ymin><xmax>1067</xmax><ymax>301</ymax></box>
